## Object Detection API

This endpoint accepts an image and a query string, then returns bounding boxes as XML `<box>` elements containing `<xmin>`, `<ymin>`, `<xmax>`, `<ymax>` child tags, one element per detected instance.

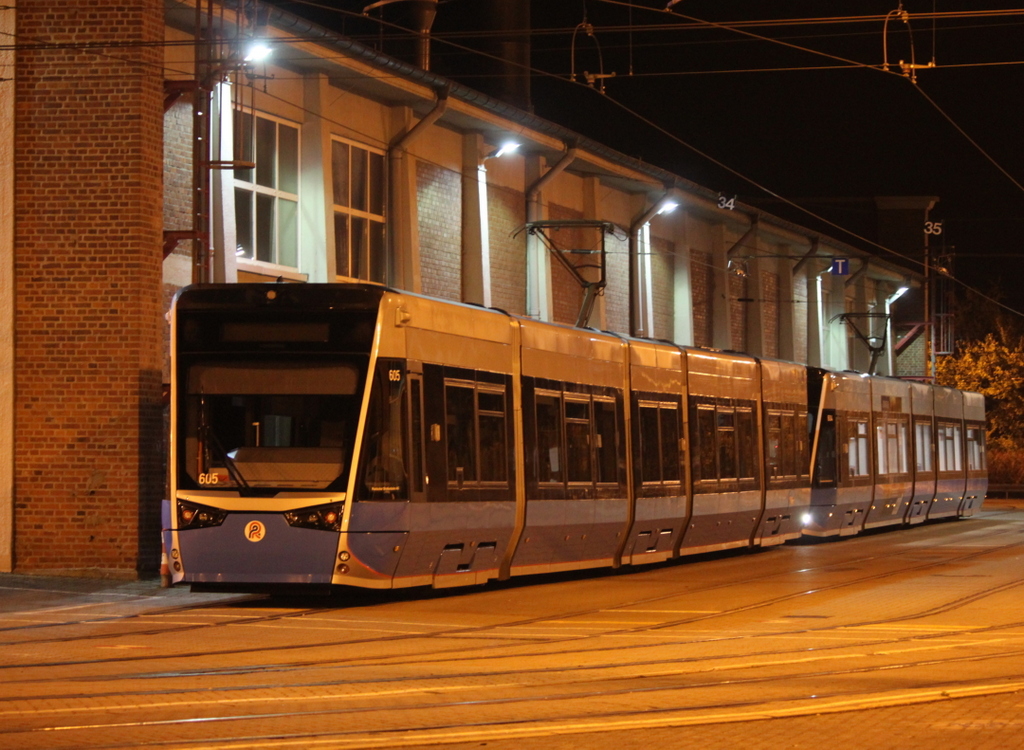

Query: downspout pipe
<box><xmin>390</xmin><ymin>83</ymin><xmax>449</xmax><ymax>153</ymax></box>
<box><xmin>628</xmin><ymin>191</ymin><xmax>672</xmax><ymax>338</ymax></box>
<box><xmin>387</xmin><ymin>84</ymin><xmax>449</xmax><ymax>288</ymax></box>
<box><xmin>525</xmin><ymin>145</ymin><xmax>579</xmax><ymax>318</ymax></box>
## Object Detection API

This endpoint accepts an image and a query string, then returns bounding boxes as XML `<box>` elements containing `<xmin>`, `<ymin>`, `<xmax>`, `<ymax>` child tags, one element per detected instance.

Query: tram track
<box><xmin>0</xmin><ymin>520</ymin><xmax>1019</xmax><ymax>692</ymax></box>
<box><xmin>3</xmin><ymin>636</ymin><xmax>1024</xmax><ymax>748</ymax></box>
<box><xmin>1</xmin><ymin>516</ymin><xmax>1023</xmax><ymax>749</ymax></box>
<box><xmin>0</xmin><ymin>523</ymin><xmax>1020</xmax><ymax>679</ymax></box>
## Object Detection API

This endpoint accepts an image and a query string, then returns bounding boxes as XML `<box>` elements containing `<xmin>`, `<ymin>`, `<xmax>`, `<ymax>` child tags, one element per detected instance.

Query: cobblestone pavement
<box><xmin>1</xmin><ymin>498</ymin><xmax>1022</xmax><ymax>750</ymax></box>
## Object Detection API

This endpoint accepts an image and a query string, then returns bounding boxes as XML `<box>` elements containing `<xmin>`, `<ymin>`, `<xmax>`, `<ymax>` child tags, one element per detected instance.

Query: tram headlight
<box><xmin>177</xmin><ymin>500</ymin><xmax>228</xmax><ymax>530</ymax></box>
<box><xmin>801</xmin><ymin>513</ymin><xmax>814</xmax><ymax>526</ymax></box>
<box><xmin>283</xmin><ymin>502</ymin><xmax>344</xmax><ymax>532</ymax></box>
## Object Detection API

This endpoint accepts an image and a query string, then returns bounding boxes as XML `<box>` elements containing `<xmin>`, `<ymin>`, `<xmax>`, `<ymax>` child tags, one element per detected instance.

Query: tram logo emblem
<box><xmin>245</xmin><ymin>521</ymin><xmax>266</xmax><ymax>542</ymax></box>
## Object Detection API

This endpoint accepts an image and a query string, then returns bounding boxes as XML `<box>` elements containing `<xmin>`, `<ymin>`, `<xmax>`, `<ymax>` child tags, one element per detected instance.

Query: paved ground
<box><xmin>1</xmin><ymin>498</ymin><xmax>1022</xmax><ymax>749</ymax></box>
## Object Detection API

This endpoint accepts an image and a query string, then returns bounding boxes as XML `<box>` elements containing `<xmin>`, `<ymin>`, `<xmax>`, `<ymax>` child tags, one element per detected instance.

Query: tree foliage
<box><xmin>935</xmin><ymin>333</ymin><xmax>1024</xmax><ymax>449</ymax></box>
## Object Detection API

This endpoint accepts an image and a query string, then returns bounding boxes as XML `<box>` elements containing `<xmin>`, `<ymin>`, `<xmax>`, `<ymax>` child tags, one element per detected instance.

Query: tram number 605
<box><xmin>388</xmin><ymin>369</ymin><xmax>402</xmax><ymax>382</ymax></box>
<box><xmin>198</xmin><ymin>473</ymin><xmax>220</xmax><ymax>485</ymax></box>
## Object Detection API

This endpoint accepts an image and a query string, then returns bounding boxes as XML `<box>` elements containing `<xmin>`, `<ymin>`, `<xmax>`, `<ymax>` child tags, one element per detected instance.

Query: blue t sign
<box><xmin>831</xmin><ymin>257</ymin><xmax>850</xmax><ymax>275</ymax></box>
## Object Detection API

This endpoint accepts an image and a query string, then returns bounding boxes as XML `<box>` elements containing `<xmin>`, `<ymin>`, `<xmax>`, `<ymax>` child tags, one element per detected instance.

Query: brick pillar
<box><xmin>13</xmin><ymin>0</ymin><xmax>164</xmax><ymax>577</ymax></box>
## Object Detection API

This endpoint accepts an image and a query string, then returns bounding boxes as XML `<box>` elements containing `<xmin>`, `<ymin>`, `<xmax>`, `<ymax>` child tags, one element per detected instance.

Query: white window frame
<box><xmin>331</xmin><ymin>136</ymin><xmax>386</xmax><ymax>282</ymax></box>
<box><xmin>233</xmin><ymin>109</ymin><xmax>301</xmax><ymax>271</ymax></box>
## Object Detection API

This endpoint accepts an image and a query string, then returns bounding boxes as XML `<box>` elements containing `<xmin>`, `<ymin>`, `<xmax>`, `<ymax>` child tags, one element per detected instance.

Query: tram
<box><xmin>166</xmin><ymin>283</ymin><xmax>987</xmax><ymax>591</ymax></box>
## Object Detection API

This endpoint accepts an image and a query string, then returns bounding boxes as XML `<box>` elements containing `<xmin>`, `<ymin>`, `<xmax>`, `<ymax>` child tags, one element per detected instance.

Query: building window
<box><xmin>332</xmin><ymin>139</ymin><xmax>385</xmax><ymax>282</ymax></box>
<box><xmin>234</xmin><ymin>111</ymin><xmax>300</xmax><ymax>268</ymax></box>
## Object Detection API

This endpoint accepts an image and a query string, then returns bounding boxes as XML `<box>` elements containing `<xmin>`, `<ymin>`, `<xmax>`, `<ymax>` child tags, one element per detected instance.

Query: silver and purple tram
<box><xmin>166</xmin><ymin>283</ymin><xmax>987</xmax><ymax>591</ymax></box>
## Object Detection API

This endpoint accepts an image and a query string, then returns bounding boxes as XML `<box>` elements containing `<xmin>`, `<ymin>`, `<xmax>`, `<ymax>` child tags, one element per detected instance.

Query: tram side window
<box><xmin>594</xmin><ymin>399</ymin><xmax>619</xmax><ymax>484</ymax></box>
<box><xmin>937</xmin><ymin>422</ymin><xmax>962</xmax><ymax>475</ymax></box>
<box><xmin>717</xmin><ymin>409</ymin><xmax>737</xmax><ymax>479</ymax></box>
<box><xmin>966</xmin><ymin>426</ymin><xmax>986</xmax><ymax>471</ymax></box>
<box><xmin>565</xmin><ymin>398</ymin><xmax>593</xmax><ymax>483</ymax></box>
<box><xmin>691</xmin><ymin>401</ymin><xmax>756</xmax><ymax>487</ymax></box>
<box><xmin>848</xmin><ymin>419</ymin><xmax>870</xmax><ymax>477</ymax></box>
<box><xmin>735</xmin><ymin>408</ymin><xmax>756</xmax><ymax>481</ymax></box>
<box><xmin>875</xmin><ymin>418</ymin><xmax>909</xmax><ymax>476</ymax></box>
<box><xmin>915</xmin><ymin>420</ymin><xmax>934</xmax><ymax>473</ymax></box>
<box><xmin>536</xmin><ymin>392</ymin><xmax>563</xmax><ymax>484</ymax></box>
<box><xmin>445</xmin><ymin>381</ymin><xmax>508</xmax><ymax>488</ymax></box>
<box><xmin>814</xmin><ymin>413</ymin><xmax>837</xmax><ymax>486</ymax></box>
<box><xmin>478</xmin><ymin>389</ymin><xmax>507</xmax><ymax>482</ymax></box>
<box><xmin>766</xmin><ymin>413</ymin><xmax>783</xmax><ymax>478</ymax></box>
<box><xmin>938</xmin><ymin>422</ymin><xmax>963</xmax><ymax>473</ymax></box>
<box><xmin>639</xmin><ymin>401</ymin><xmax>682</xmax><ymax>486</ymax></box>
<box><xmin>795</xmin><ymin>412</ymin><xmax>809</xmax><ymax>478</ymax></box>
<box><xmin>692</xmin><ymin>406</ymin><xmax>717</xmax><ymax>482</ymax></box>
<box><xmin>898</xmin><ymin>420</ymin><xmax>909</xmax><ymax>473</ymax></box>
<box><xmin>446</xmin><ymin>384</ymin><xmax>477</xmax><ymax>484</ymax></box>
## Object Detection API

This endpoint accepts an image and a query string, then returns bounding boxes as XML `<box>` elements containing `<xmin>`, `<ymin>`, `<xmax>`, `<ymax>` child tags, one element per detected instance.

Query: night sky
<box><xmin>275</xmin><ymin>1</ymin><xmax>1024</xmax><ymax>318</ymax></box>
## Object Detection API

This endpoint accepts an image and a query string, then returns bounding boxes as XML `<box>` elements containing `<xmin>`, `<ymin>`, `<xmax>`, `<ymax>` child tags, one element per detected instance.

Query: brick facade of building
<box><xmin>0</xmin><ymin>2</ymin><xmax>922</xmax><ymax>577</ymax></box>
<box><xmin>487</xmin><ymin>183</ymin><xmax>527</xmax><ymax>316</ymax></box>
<box><xmin>417</xmin><ymin>160</ymin><xmax>463</xmax><ymax>301</ymax></box>
<box><xmin>761</xmin><ymin>270</ymin><xmax>780</xmax><ymax>359</ymax></box>
<box><xmin>691</xmin><ymin>251</ymin><xmax>714</xmax><ymax>349</ymax></box>
<box><xmin>650</xmin><ymin>236</ymin><xmax>674</xmax><ymax>342</ymax></box>
<box><xmin>13</xmin><ymin>0</ymin><xmax>165</xmax><ymax>576</ymax></box>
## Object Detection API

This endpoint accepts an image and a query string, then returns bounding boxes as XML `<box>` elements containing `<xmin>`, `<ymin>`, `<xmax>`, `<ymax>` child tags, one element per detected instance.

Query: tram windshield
<box><xmin>181</xmin><ymin>360</ymin><xmax>365</xmax><ymax>491</ymax></box>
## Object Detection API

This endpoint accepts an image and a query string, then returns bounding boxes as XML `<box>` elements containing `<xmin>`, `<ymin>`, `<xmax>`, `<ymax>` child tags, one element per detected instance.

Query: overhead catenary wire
<box><xmin>6</xmin><ymin>1</ymin><xmax>1023</xmax><ymax>319</ymax></box>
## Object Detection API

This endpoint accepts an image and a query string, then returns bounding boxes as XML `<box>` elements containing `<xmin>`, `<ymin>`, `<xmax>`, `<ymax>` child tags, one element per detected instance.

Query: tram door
<box><xmin>405</xmin><ymin>364</ymin><xmax>427</xmax><ymax>503</ymax></box>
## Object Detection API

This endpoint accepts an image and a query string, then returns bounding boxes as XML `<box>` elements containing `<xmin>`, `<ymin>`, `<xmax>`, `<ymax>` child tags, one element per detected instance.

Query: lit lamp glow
<box><xmin>244</xmin><ymin>43</ymin><xmax>272</xmax><ymax>63</ymax></box>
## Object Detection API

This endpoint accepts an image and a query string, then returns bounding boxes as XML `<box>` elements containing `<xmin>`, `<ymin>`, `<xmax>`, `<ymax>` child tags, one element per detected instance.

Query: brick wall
<box><xmin>691</xmin><ymin>251</ymin><xmax>713</xmax><ymax>348</ymax></box>
<box><xmin>548</xmin><ymin>204</ymin><xmax>585</xmax><ymax>326</ymax></box>
<box><xmin>650</xmin><ymin>236</ymin><xmax>674</xmax><ymax>341</ymax></box>
<box><xmin>603</xmin><ymin>233</ymin><xmax>629</xmax><ymax>334</ymax></box>
<box><xmin>416</xmin><ymin>160</ymin><xmax>462</xmax><ymax>300</ymax></box>
<box><xmin>487</xmin><ymin>183</ymin><xmax>526</xmax><ymax>315</ymax></box>
<box><xmin>761</xmin><ymin>270</ymin><xmax>780</xmax><ymax>359</ymax></box>
<box><xmin>729</xmin><ymin>274</ymin><xmax>748</xmax><ymax>351</ymax></box>
<box><xmin>14</xmin><ymin>0</ymin><xmax>165</xmax><ymax>576</ymax></box>
<box><xmin>896</xmin><ymin>330</ymin><xmax>927</xmax><ymax>378</ymax></box>
<box><xmin>792</xmin><ymin>273</ymin><xmax>808</xmax><ymax>362</ymax></box>
<box><xmin>163</xmin><ymin>98</ymin><xmax>193</xmax><ymax>238</ymax></box>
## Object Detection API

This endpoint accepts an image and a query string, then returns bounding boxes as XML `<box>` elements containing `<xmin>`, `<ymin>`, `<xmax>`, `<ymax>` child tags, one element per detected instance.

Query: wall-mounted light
<box><xmin>244</xmin><ymin>43</ymin><xmax>272</xmax><ymax>63</ymax></box>
<box><xmin>485</xmin><ymin>141</ymin><xmax>520</xmax><ymax>160</ymax></box>
<box><xmin>657</xmin><ymin>200</ymin><xmax>679</xmax><ymax>215</ymax></box>
<box><xmin>887</xmin><ymin>285</ymin><xmax>909</xmax><ymax>304</ymax></box>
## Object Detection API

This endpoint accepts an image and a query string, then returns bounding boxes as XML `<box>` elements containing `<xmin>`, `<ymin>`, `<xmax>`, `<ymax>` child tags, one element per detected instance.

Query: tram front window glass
<box><xmin>536</xmin><ymin>392</ymin><xmax>563</xmax><ymax>483</ymax></box>
<box><xmin>446</xmin><ymin>384</ymin><xmax>477</xmax><ymax>484</ymax></box>
<box><xmin>183</xmin><ymin>362</ymin><xmax>362</xmax><ymax>490</ymax></box>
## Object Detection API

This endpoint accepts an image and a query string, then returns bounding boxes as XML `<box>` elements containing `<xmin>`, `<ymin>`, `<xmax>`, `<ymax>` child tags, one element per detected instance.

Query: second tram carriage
<box><xmin>167</xmin><ymin>283</ymin><xmax>987</xmax><ymax>591</ymax></box>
